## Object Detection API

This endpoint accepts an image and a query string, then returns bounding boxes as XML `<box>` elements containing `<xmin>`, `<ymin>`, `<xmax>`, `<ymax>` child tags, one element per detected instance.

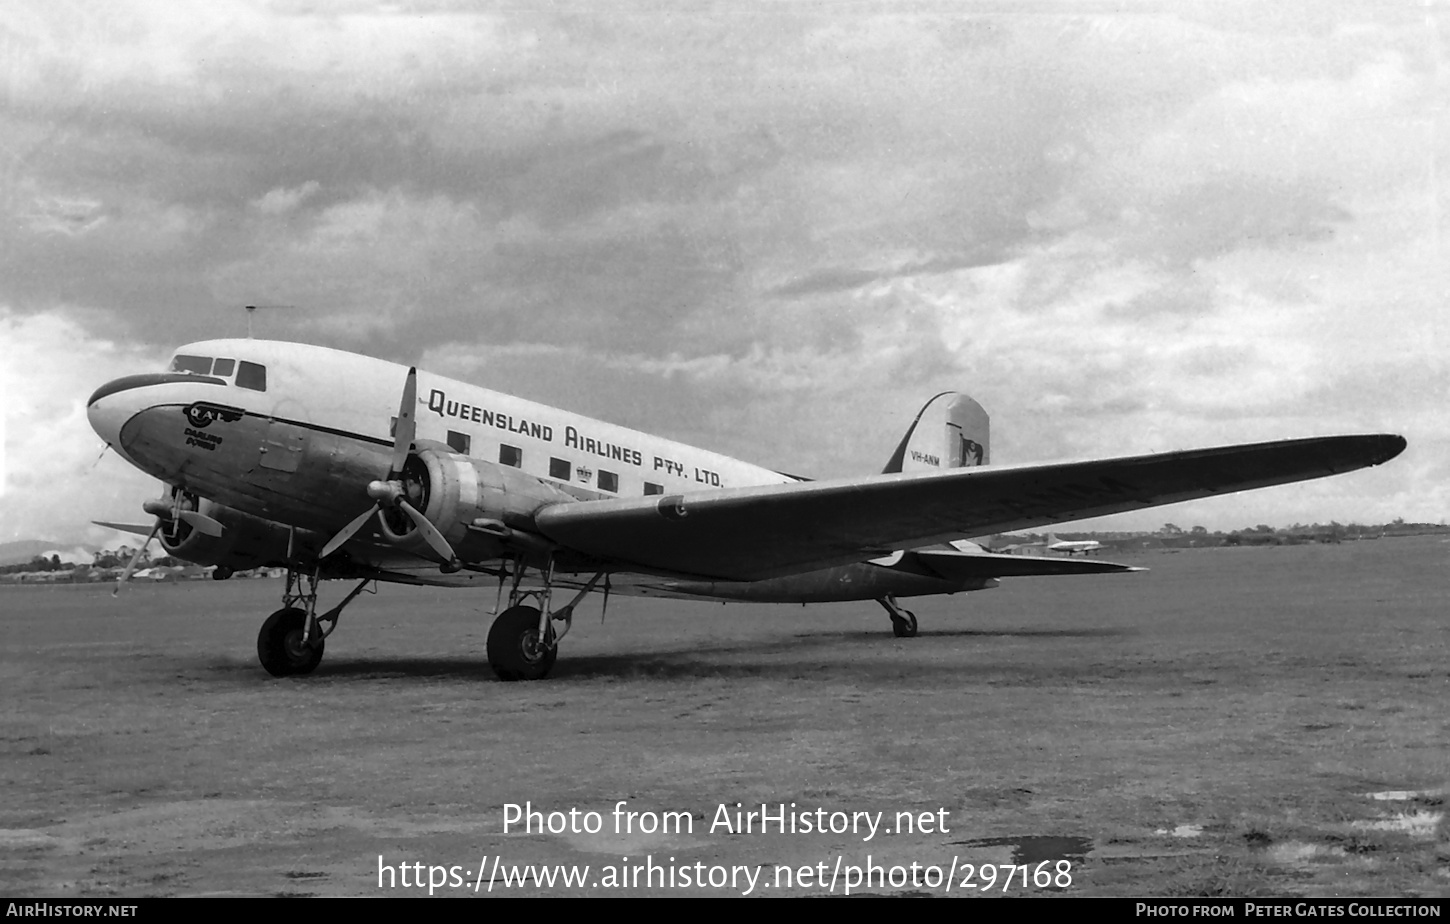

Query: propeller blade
<box><xmin>389</xmin><ymin>367</ymin><xmax>418</xmax><ymax>478</ymax></box>
<box><xmin>93</xmin><ymin>520</ymin><xmax>161</xmax><ymax>538</ymax></box>
<box><xmin>114</xmin><ymin>520</ymin><xmax>162</xmax><ymax>596</ymax></box>
<box><xmin>398</xmin><ymin>499</ymin><xmax>459</xmax><ymax>568</ymax></box>
<box><xmin>320</xmin><ymin>504</ymin><xmax>381</xmax><ymax>559</ymax></box>
<box><xmin>178</xmin><ymin>510</ymin><xmax>225</xmax><ymax>538</ymax></box>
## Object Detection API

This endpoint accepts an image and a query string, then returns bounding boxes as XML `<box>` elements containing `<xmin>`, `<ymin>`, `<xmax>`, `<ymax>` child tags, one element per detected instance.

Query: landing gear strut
<box><xmin>878</xmin><ymin>594</ymin><xmax>919</xmax><ymax>638</ymax></box>
<box><xmin>257</xmin><ymin>569</ymin><xmax>371</xmax><ymax>677</ymax></box>
<box><xmin>485</xmin><ymin>559</ymin><xmax>603</xmax><ymax>681</ymax></box>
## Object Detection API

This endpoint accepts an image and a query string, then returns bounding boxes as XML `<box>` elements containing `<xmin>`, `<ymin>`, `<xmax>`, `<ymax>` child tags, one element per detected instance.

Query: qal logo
<box><xmin>960</xmin><ymin>438</ymin><xmax>984</xmax><ymax>466</ymax></box>
<box><xmin>185</xmin><ymin>402</ymin><xmax>245</xmax><ymax>429</ymax></box>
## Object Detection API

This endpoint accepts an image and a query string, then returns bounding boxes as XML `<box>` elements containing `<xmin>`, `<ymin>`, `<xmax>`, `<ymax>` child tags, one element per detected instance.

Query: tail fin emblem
<box><xmin>961</xmin><ymin>438</ymin><xmax>984</xmax><ymax>466</ymax></box>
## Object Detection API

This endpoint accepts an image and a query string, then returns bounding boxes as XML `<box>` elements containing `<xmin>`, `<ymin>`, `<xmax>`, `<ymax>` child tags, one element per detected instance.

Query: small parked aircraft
<box><xmin>1046</xmin><ymin>534</ymin><xmax>1104</xmax><ymax>555</ymax></box>
<box><xmin>86</xmin><ymin>340</ymin><xmax>1405</xmax><ymax>680</ymax></box>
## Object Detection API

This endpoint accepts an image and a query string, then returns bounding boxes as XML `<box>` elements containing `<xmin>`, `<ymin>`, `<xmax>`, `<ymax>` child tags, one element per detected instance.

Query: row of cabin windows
<box><xmin>169</xmin><ymin>354</ymin><xmax>267</xmax><ymax>392</ymax></box>
<box><xmin>446</xmin><ymin>430</ymin><xmax>663</xmax><ymax>495</ymax></box>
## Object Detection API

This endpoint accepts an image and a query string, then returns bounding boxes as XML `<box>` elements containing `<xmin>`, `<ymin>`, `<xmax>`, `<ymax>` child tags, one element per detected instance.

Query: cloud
<box><xmin>0</xmin><ymin>308</ymin><xmax>165</xmax><ymax>542</ymax></box>
<box><xmin>20</xmin><ymin>192</ymin><xmax>109</xmax><ymax>236</ymax></box>
<box><xmin>250</xmin><ymin>181</ymin><xmax>320</xmax><ymax>216</ymax></box>
<box><xmin>0</xmin><ymin>2</ymin><xmax>1442</xmax><ymax>539</ymax></box>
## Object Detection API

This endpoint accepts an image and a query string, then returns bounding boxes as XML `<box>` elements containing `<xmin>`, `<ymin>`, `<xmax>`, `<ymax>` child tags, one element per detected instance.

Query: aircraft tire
<box><xmin>487</xmin><ymin>605</ymin><xmax>556</xmax><ymax>681</ymax></box>
<box><xmin>257</xmin><ymin>606</ymin><xmax>325</xmax><ymax>677</ymax></box>
<box><xmin>891</xmin><ymin>611</ymin><xmax>919</xmax><ymax>638</ymax></box>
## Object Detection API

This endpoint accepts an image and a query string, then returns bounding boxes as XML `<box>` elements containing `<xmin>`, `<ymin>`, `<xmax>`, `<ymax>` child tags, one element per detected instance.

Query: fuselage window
<box><xmin>170</xmin><ymin>355</ymin><xmax>213</xmax><ymax>375</ymax></box>
<box><xmin>447</xmin><ymin>430</ymin><xmax>471</xmax><ymax>455</ymax></box>
<box><xmin>643</xmin><ymin>482</ymin><xmax>663</xmax><ymax>495</ymax></box>
<box><xmin>549</xmin><ymin>457</ymin><xmax>571</xmax><ymax>480</ymax></box>
<box><xmin>237</xmin><ymin>361</ymin><xmax>267</xmax><ymax>392</ymax></box>
<box><xmin>499</xmin><ymin>445</ymin><xmax>522</xmax><ymax>468</ymax></box>
<box><xmin>598</xmin><ymin>470</ymin><xmax>619</xmax><ymax>493</ymax></box>
<box><xmin>212</xmin><ymin>358</ymin><xmax>236</xmax><ymax>377</ymax></box>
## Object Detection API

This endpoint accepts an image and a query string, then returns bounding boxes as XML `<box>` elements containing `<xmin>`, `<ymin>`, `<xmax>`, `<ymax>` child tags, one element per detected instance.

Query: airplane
<box><xmin>85</xmin><ymin>339</ymin><xmax>1406</xmax><ymax>681</ymax></box>
<box><xmin>1046</xmin><ymin>533</ymin><xmax>1103</xmax><ymax>555</ymax></box>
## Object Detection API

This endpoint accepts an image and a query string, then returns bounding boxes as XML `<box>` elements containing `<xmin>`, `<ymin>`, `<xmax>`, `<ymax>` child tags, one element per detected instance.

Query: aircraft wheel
<box><xmin>487</xmin><ymin>605</ymin><xmax>556</xmax><ymax>681</ymax></box>
<box><xmin>891</xmin><ymin>611</ymin><xmax>919</xmax><ymax>638</ymax></box>
<box><xmin>257</xmin><ymin>607</ymin><xmax>324</xmax><ymax>677</ymax></box>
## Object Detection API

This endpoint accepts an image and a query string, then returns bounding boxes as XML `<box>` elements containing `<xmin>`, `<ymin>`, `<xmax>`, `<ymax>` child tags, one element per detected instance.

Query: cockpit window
<box><xmin>237</xmin><ymin>361</ymin><xmax>267</xmax><ymax>392</ymax></box>
<box><xmin>212</xmin><ymin>358</ymin><xmax>235</xmax><ymax>377</ymax></box>
<box><xmin>170</xmin><ymin>354</ymin><xmax>214</xmax><ymax>375</ymax></box>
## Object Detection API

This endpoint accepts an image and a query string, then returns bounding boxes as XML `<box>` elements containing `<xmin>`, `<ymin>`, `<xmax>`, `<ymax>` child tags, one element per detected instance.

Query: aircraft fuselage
<box><xmin>85</xmin><ymin>339</ymin><xmax>990</xmax><ymax>601</ymax></box>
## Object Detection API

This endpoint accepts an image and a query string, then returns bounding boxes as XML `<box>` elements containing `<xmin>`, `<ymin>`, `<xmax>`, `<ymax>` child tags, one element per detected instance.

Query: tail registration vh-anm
<box><xmin>86</xmin><ymin>340</ymin><xmax>1406</xmax><ymax>681</ymax></box>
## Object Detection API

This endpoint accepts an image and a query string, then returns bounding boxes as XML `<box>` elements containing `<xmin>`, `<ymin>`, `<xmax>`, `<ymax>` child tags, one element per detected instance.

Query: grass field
<box><xmin>1</xmin><ymin>536</ymin><xmax>1446</xmax><ymax>897</ymax></box>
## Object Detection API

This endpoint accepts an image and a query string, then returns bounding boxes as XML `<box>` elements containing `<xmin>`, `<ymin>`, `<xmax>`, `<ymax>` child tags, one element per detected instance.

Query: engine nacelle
<box><xmin>376</xmin><ymin>447</ymin><xmax>578</xmax><ymax>564</ymax></box>
<box><xmin>160</xmin><ymin>492</ymin><xmax>297</xmax><ymax>572</ymax></box>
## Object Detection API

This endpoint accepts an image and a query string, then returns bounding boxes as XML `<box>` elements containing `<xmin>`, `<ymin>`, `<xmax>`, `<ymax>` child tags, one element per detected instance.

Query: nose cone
<box><xmin>87</xmin><ymin>378</ymin><xmax>134</xmax><ymax>450</ymax></box>
<box><xmin>88</xmin><ymin>373</ymin><xmax>171</xmax><ymax>455</ymax></box>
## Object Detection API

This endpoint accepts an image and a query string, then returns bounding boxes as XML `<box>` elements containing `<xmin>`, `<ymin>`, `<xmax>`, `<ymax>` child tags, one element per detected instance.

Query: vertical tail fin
<box><xmin>882</xmin><ymin>392</ymin><xmax>990</xmax><ymax>474</ymax></box>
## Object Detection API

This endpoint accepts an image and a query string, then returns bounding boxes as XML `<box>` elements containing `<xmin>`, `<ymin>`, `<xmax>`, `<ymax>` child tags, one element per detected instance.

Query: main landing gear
<box><xmin>486</xmin><ymin>559</ymin><xmax>604</xmax><ymax>682</ymax></box>
<box><xmin>878</xmin><ymin>594</ymin><xmax>919</xmax><ymax>638</ymax></box>
<box><xmin>257</xmin><ymin>569</ymin><xmax>372</xmax><ymax>677</ymax></box>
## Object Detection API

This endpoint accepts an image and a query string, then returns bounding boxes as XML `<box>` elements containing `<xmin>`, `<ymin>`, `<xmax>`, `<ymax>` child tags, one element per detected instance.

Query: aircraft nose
<box><xmin>87</xmin><ymin>375</ymin><xmax>150</xmax><ymax>449</ymax></box>
<box><xmin>88</xmin><ymin>386</ymin><xmax>127</xmax><ymax>448</ymax></box>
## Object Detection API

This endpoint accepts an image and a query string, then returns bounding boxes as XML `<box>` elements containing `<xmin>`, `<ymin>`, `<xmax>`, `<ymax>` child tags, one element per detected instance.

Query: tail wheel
<box><xmin>487</xmin><ymin>605</ymin><xmax>557</xmax><ymax>681</ymax></box>
<box><xmin>257</xmin><ymin>607</ymin><xmax>325</xmax><ymax>677</ymax></box>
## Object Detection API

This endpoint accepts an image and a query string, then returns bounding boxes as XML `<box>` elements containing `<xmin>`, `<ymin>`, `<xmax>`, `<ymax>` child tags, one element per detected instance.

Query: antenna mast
<box><xmin>243</xmin><ymin>304</ymin><xmax>293</xmax><ymax>339</ymax></box>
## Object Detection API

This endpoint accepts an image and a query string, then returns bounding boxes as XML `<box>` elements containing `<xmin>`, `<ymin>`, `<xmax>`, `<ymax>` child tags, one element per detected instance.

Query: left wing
<box><xmin>533</xmin><ymin>434</ymin><xmax>1404</xmax><ymax>581</ymax></box>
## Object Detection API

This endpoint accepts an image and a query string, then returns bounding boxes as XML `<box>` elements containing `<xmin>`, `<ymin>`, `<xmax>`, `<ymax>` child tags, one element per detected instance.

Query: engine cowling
<box><xmin>373</xmin><ymin>446</ymin><xmax>579</xmax><ymax>564</ymax></box>
<box><xmin>159</xmin><ymin>490</ymin><xmax>297</xmax><ymax>572</ymax></box>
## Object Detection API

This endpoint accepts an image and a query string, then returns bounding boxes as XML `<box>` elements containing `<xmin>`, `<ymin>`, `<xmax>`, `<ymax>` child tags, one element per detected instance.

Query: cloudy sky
<box><xmin>2</xmin><ymin>0</ymin><xmax>1446</xmax><ymax>545</ymax></box>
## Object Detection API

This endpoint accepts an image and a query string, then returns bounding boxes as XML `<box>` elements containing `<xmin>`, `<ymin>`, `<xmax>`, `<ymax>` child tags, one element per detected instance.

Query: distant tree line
<box><xmin>1004</xmin><ymin>518</ymin><xmax>1448</xmax><ymax>550</ymax></box>
<box><xmin>0</xmin><ymin>553</ymin><xmax>183</xmax><ymax>575</ymax></box>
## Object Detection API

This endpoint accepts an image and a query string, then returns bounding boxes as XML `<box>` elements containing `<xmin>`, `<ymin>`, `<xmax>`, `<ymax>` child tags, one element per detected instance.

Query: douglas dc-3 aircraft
<box><xmin>1046</xmin><ymin>534</ymin><xmax>1104</xmax><ymax>555</ymax></box>
<box><xmin>86</xmin><ymin>339</ymin><xmax>1406</xmax><ymax>681</ymax></box>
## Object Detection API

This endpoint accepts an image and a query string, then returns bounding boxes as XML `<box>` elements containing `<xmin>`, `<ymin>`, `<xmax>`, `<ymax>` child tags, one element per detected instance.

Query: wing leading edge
<box><xmin>533</xmin><ymin>434</ymin><xmax>1405</xmax><ymax>582</ymax></box>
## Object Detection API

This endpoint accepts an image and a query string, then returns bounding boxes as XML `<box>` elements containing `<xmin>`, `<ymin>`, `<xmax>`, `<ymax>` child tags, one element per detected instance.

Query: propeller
<box><xmin>319</xmin><ymin>367</ymin><xmax>460</xmax><ymax>570</ymax></box>
<box><xmin>113</xmin><ymin>520</ymin><xmax>162</xmax><ymax>596</ymax></box>
<box><xmin>106</xmin><ymin>489</ymin><xmax>226</xmax><ymax>595</ymax></box>
<box><xmin>177</xmin><ymin>510</ymin><xmax>224</xmax><ymax>537</ymax></box>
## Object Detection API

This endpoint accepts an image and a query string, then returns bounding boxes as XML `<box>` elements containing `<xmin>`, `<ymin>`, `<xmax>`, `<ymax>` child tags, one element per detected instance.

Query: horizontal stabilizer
<box><xmin>912</xmin><ymin>549</ymin><xmax>1142</xmax><ymax>580</ymax></box>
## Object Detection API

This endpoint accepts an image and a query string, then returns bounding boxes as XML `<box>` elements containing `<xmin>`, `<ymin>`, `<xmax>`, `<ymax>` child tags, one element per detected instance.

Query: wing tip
<box><xmin>1374</xmin><ymin>434</ymin><xmax>1408</xmax><ymax>465</ymax></box>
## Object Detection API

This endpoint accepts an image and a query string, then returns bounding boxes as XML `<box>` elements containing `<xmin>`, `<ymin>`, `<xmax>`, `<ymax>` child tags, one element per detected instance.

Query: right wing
<box><xmin>533</xmin><ymin>434</ymin><xmax>1405</xmax><ymax>581</ymax></box>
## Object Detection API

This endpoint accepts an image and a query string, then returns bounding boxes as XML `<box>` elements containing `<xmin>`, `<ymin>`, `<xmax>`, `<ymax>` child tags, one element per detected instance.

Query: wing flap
<box><xmin>533</xmin><ymin>434</ymin><xmax>1404</xmax><ymax>581</ymax></box>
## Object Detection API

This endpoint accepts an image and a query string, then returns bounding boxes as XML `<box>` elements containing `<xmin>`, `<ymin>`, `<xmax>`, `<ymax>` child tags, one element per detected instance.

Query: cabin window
<box><xmin>598</xmin><ymin>470</ymin><xmax>618</xmax><ymax>493</ymax></box>
<box><xmin>499</xmin><ymin>444</ymin><xmax>522</xmax><ymax>468</ymax></box>
<box><xmin>237</xmin><ymin>361</ymin><xmax>267</xmax><ymax>392</ymax></box>
<box><xmin>170</xmin><ymin>354</ymin><xmax>213</xmax><ymax>375</ymax></box>
<box><xmin>447</xmin><ymin>430</ymin><xmax>471</xmax><ymax>455</ymax></box>
<box><xmin>212</xmin><ymin>358</ymin><xmax>236</xmax><ymax>377</ymax></box>
<box><xmin>549</xmin><ymin>457</ymin><xmax>571</xmax><ymax>480</ymax></box>
<box><xmin>643</xmin><ymin>482</ymin><xmax>663</xmax><ymax>495</ymax></box>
